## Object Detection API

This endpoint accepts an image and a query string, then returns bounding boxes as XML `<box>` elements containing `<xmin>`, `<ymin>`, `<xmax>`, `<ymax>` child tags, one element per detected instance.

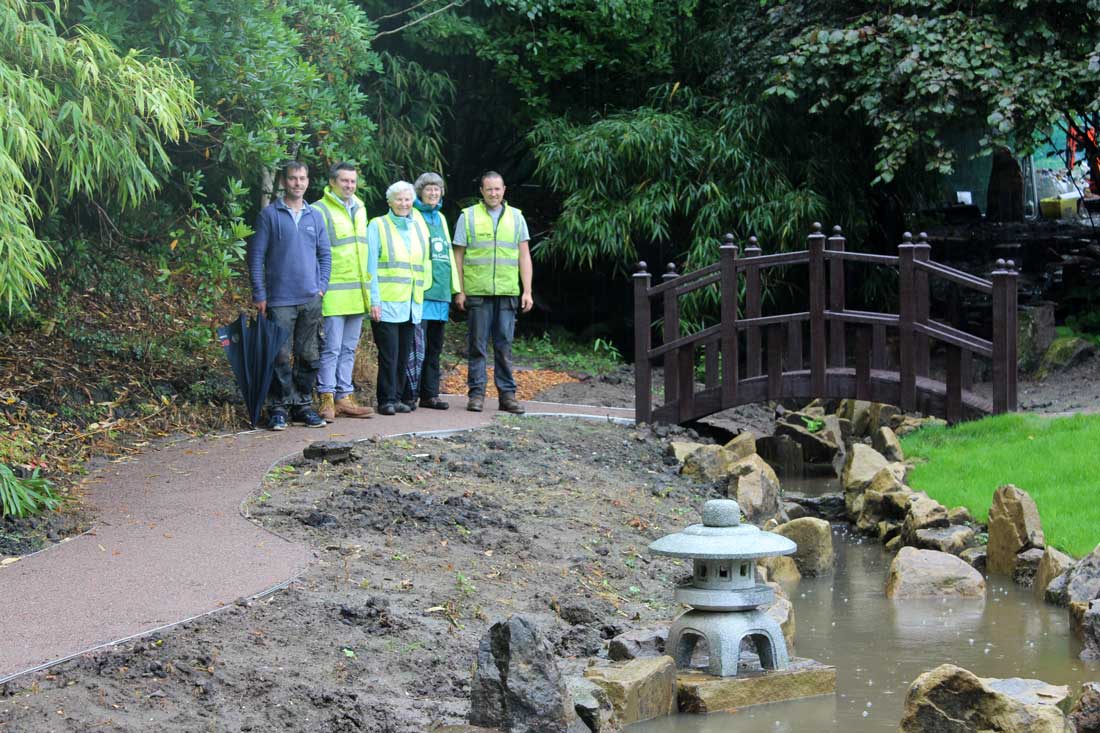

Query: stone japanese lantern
<box><xmin>649</xmin><ymin>499</ymin><xmax>797</xmax><ymax>677</ymax></box>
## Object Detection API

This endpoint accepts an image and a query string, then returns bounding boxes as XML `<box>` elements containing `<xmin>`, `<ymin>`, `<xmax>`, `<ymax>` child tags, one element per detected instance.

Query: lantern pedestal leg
<box><xmin>668</xmin><ymin>609</ymin><xmax>789</xmax><ymax>677</ymax></box>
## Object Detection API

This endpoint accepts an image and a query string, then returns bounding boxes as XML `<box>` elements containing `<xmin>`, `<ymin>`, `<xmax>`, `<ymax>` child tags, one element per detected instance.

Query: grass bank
<box><xmin>901</xmin><ymin>412</ymin><xmax>1100</xmax><ymax>557</ymax></box>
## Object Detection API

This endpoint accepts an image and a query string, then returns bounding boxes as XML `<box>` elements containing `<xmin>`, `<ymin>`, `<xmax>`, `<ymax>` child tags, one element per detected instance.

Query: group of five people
<box><xmin>247</xmin><ymin>161</ymin><xmax>533</xmax><ymax>430</ymax></box>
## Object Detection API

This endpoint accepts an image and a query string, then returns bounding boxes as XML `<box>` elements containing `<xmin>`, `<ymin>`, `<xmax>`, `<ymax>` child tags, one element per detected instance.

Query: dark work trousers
<box><xmin>466</xmin><ymin>295</ymin><xmax>518</xmax><ymax>397</ymax></box>
<box><xmin>266</xmin><ymin>295</ymin><xmax>323</xmax><ymax>415</ymax></box>
<box><xmin>411</xmin><ymin>319</ymin><xmax>446</xmax><ymax>401</ymax></box>
<box><xmin>371</xmin><ymin>318</ymin><xmax>414</xmax><ymax>407</ymax></box>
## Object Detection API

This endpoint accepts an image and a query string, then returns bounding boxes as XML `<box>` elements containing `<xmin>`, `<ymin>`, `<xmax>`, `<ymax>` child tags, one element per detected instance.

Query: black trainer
<box><xmin>292</xmin><ymin>407</ymin><xmax>326</xmax><ymax>428</ymax></box>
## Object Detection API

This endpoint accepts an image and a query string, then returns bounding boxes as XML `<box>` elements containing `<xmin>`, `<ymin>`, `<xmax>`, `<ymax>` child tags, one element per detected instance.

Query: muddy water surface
<box><xmin>632</xmin><ymin>482</ymin><xmax>1097</xmax><ymax>732</ymax></box>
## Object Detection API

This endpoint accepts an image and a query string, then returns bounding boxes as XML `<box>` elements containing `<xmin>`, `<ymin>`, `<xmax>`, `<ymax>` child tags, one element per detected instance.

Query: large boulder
<box><xmin>583</xmin><ymin>657</ymin><xmax>677</xmax><ymax>725</ymax></box>
<box><xmin>900</xmin><ymin>495</ymin><xmax>950</xmax><ymax>547</ymax></box>
<box><xmin>722</xmin><ymin>431</ymin><xmax>756</xmax><ymax>460</ymax></box>
<box><xmin>1017</xmin><ymin>302</ymin><xmax>1057</xmax><ymax>374</ymax></box>
<box><xmin>607</xmin><ymin>628</ymin><xmax>666</xmax><ymax>662</ymax></box>
<box><xmin>886</xmin><ymin>547</ymin><xmax>985</xmax><ymax>599</ymax></box>
<box><xmin>774</xmin><ymin>517</ymin><xmax>834</xmax><ymax>576</ymax></box>
<box><xmin>900</xmin><ymin>664</ymin><xmax>1071</xmax><ymax>733</ymax></box>
<box><xmin>837</xmin><ymin>399</ymin><xmax>874</xmax><ymax>437</ymax></box>
<box><xmin>758</xmin><ymin>555</ymin><xmax>801</xmax><ymax>590</ymax></box>
<box><xmin>785</xmin><ymin>492</ymin><xmax>846</xmax><ymax>522</ymax></box>
<box><xmin>774</xmin><ymin>412</ymin><xmax>842</xmax><ymax>465</ymax></box>
<box><xmin>1079</xmin><ymin>600</ymin><xmax>1100</xmax><ymax>660</ymax></box>
<box><xmin>871</xmin><ymin>426</ymin><xmax>904</xmax><ymax>462</ymax></box>
<box><xmin>1035</xmin><ymin>547</ymin><xmax>1074</xmax><ymax>602</ymax></box>
<box><xmin>469</xmin><ymin>615</ymin><xmax>579</xmax><ymax>732</ymax></box>
<box><xmin>1014</xmin><ymin>547</ymin><xmax>1047</xmax><ymax>588</ymax></box>
<box><xmin>1048</xmin><ymin>545</ymin><xmax>1100</xmax><ymax>607</ymax></box>
<box><xmin>1037</xmin><ymin>335</ymin><xmax>1096</xmax><ymax>380</ymax></box>
<box><xmin>869</xmin><ymin>402</ymin><xmax>902</xmax><ymax>433</ymax></box>
<box><xmin>681</xmin><ymin>445</ymin><xmax>741</xmax><ymax>483</ymax></box>
<box><xmin>666</xmin><ymin>441</ymin><xmax>707</xmax><ymax>463</ymax></box>
<box><xmin>893</xmin><ymin>415</ymin><xmax>947</xmax><ymax>437</ymax></box>
<box><xmin>755</xmin><ymin>435</ymin><xmax>804</xmax><ymax>478</ymax></box>
<box><xmin>727</xmin><ymin>454</ymin><xmax>783</xmax><ymax>524</ymax></box>
<box><xmin>987</xmin><ymin>484</ymin><xmax>1045</xmax><ymax>576</ymax></box>
<box><xmin>565</xmin><ymin>677</ymin><xmax>618</xmax><ymax>733</ymax></box>
<box><xmin>911</xmin><ymin>526</ymin><xmax>976</xmax><ymax>556</ymax></box>
<box><xmin>842</xmin><ymin>444</ymin><xmax>890</xmax><ymax>498</ymax></box>
<box><xmin>1070</xmin><ymin>681</ymin><xmax>1100</xmax><ymax>733</ymax></box>
<box><xmin>856</xmin><ymin>479</ymin><xmax>912</xmax><ymax>535</ymax></box>
<box><xmin>764</xmin><ymin>581</ymin><xmax>796</xmax><ymax>649</ymax></box>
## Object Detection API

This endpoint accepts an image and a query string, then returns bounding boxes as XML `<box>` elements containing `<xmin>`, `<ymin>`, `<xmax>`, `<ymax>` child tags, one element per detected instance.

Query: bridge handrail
<box><xmin>914</xmin><ymin>258</ymin><xmax>994</xmax><ymax>294</ymax></box>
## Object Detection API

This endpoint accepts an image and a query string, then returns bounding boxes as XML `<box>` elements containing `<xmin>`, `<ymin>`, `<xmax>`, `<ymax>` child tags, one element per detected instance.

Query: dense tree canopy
<box><xmin>0</xmin><ymin>0</ymin><xmax>195</xmax><ymax>312</ymax></box>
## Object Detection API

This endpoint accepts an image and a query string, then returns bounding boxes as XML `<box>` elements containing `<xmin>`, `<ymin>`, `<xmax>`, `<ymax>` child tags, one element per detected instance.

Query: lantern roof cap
<box><xmin>648</xmin><ymin>499</ymin><xmax>797</xmax><ymax>560</ymax></box>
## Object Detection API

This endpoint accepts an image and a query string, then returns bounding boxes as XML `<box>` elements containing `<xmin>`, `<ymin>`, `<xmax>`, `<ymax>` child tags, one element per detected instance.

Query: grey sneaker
<box><xmin>498</xmin><ymin>393</ymin><xmax>525</xmax><ymax>414</ymax></box>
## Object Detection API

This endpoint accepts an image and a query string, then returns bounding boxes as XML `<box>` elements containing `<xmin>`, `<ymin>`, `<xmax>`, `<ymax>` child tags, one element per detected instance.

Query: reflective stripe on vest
<box><xmin>462</xmin><ymin>203</ymin><xmax>521</xmax><ymax>296</ymax></box>
<box><xmin>315</xmin><ymin>189</ymin><xmax>371</xmax><ymax>316</ymax></box>
<box><xmin>375</xmin><ymin>215</ymin><xmax>431</xmax><ymax>304</ymax></box>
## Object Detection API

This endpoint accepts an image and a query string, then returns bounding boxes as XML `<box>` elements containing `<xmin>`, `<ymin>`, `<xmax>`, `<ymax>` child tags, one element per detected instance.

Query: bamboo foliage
<box><xmin>0</xmin><ymin>0</ymin><xmax>196</xmax><ymax>312</ymax></box>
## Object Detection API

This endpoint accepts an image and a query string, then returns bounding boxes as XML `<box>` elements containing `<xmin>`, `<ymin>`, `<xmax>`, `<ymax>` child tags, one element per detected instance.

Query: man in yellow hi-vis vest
<box><xmin>313</xmin><ymin>162</ymin><xmax>373</xmax><ymax>420</ymax></box>
<box><xmin>453</xmin><ymin>171</ymin><xmax>533</xmax><ymax>414</ymax></box>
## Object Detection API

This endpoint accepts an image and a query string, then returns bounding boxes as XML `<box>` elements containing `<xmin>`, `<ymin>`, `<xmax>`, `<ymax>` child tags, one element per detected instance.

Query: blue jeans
<box><xmin>266</xmin><ymin>295</ymin><xmax>323</xmax><ymax>413</ymax></box>
<box><xmin>466</xmin><ymin>295</ymin><xmax>517</xmax><ymax>396</ymax></box>
<box><xmin>318</xmin><ymin>313</ymin><xmax>364</xmax><ymax>398</ymax></box>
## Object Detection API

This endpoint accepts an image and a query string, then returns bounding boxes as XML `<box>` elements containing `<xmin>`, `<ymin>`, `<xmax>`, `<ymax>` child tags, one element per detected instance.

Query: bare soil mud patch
<box><xmin>0</xmin><ymin>417</ymin><xmax>720</xmax><ymax>732</ymax></box>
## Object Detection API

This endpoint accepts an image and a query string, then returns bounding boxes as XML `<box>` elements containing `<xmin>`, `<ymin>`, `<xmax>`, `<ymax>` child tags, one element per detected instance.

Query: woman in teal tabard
<box><xmin>406</xmin><ymin>172</ymin><xmax>459</xmax><ymax>409</ymax></box>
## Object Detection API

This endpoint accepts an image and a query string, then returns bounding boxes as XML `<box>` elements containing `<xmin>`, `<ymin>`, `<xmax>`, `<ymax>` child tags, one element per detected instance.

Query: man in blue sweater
<box><xmin>248</xmin><ymin>161</ymin><xmax>331</xmax><ymax>430</ymax></box>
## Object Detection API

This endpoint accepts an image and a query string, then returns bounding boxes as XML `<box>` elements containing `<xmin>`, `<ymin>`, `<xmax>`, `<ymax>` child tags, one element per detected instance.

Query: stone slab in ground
<box><xmin>676</xmin><ymin>657</ymin><xmax>836</xmax><ymax>713</ymax></box>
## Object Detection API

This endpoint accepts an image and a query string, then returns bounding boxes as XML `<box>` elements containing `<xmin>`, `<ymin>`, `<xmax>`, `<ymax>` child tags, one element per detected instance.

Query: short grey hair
<box><xmin>385</xmin><ymin>180</ymin><xmax>415</xmax><ymax>203</ymax></box>
<box><xmin>414</xmin><ymin>172</ymin><xmax>445</xmax><ymax>197</ymax></box>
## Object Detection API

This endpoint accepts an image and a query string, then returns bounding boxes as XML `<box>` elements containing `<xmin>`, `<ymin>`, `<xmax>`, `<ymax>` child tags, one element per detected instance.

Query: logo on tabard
<box><xmin>434</xmin><ymin>241</ymin><xmax>443</xmax><ymax>253</ymax></box>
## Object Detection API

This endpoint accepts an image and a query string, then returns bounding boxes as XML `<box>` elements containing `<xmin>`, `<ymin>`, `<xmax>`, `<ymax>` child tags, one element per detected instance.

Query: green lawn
<box><xmin>900</xmin><ymin>412</ymin><xmax>1100</xmax><ymax>558</ymax></box>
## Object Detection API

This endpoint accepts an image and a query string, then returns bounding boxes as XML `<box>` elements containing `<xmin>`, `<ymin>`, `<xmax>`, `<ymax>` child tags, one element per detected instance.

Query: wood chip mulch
<box><xmin>440</xmin><ymin>365</ymin><xmax>578</xmax><ymax>401</ymax></box>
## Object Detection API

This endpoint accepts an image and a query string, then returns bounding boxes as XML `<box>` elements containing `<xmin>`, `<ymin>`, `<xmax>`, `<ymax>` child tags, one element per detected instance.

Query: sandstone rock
<box><xmin>879</xmin><ymin>520</ymin><xmax>903</xmax><ymax>544</ymax></box>
<box><xmin>900</xmin><ymin>495</ymin><xmax>949</xmax><ymax>547</ymax></box>
<box><xmin>1038</xmin><ymin>335</ymin><xmax>1096</xmax><ymax>379</ymax></box>
<box><xmin>856</xmin><ymin>481</ymin><xmax>912</xmax><ymax>535</ymax></box>
<box><xmin>774</xmin><ymin>413</ymin><xmax>841</xmax><ymax>464</ymax></box>
<box><xmin>565</xmin><ymin>676</ymin><xmax>618</xmax><ymax>733</ymax></box>
<box><xmin>836</xmin><ymin>399</ymin><xmax>874</xmax><ymax>437</ymax></box>
<box><xmin>681</xmin><ymin>445</ymin><xmax>742</xmax><ymax>483</ymax></box>
<box><xmin>774</xmin><ymin>518</ymin><xmax>834</xmax><ymax>576</ymax></box>
<box><xmin>886</xmin><ymin>547</ymin><xmax>985</xmax><ymax>599</ymax></box>
<box><xmin>783</xmin><ymin>501</ymin><xmax>808</xmax><ymax>520</ymax></box>
<box><xmin>885</xmin><ymin>535</ymin><xmax>903</xmax><ymax>553</ymax></box>
<box><xmin>912</xmin><ymin>525</ymin><xmax>975</xmax><ymax>556</ymax></box>
<box><xmin>607</xmin><ymin>628</ymin><xmax>666</xmax><ymax>662</ymax></box>
<box><xmin>469</xmin><ymin>615</ymin><xmax>578</xmax><ymax>732</ymax></box>
<box><xmin>893</xmin><ymin>415</ymin><xmax>947</xmax><ymax>437</ymax></box>
<box><xmin>987</xmin><ymin>484</ymin><xmax>1045</xmax><ymax>576</ymax></box>
<box><xmin>900</xmin><ymin>664</ymin><xmax>1071</xmax><ymax>733</ymax></box>
<box><xmin>676</xmin><ymin>659</ymin><xmax>836</xmax><ymax>713</ymax></box>
<box><xmin>868</xmin><ymin>402</ymin><xmax>902</xmax><ymax>433</ymax></box>
<box><xmin>842</xmin><ymin>443</ymin><xmax>890</xmax><ymax>495</ymax></box>
<box><xmin>667</xmin><ymin>441</ymin><xmax>707</xmax><ymax>463</ymax></box>
<box><xmin>583</xmin><ymin>657</ymin><xmax>676</xmax><ymax>725</ymax></box>
<box><xmin>1080</xmin><ymin>600</ymin><xmax>1100</xmax><ymax>660</ymax></box>
<box><xmin>1048</xmin><ymin>545</ymin><xmax>1100</xmax><ymax>607</ymax></box>
<box><xmin>947</xmin><ymin>506</ymin><xmax>973</xmax><ymax>525</ymax></box>
<box><xmin>434</xmin><ymin>726</ymin><xmax>502</xmax><ymax>733</ymax></box>
<box><xmin>871</xmin><ymin>426</ymin><xmax>904</xmax><ymax>462</ymax></box>
<box><xmin>727</xmin><ymin>454</ymin><xmax>783</xmax><ymax>524</ymax></box>
<box><xmin>1071</xmin><ymin>601</ymin><xmax>1090</xmax><ymax>640</ymax></box>
<box><xmin>758</xmin><ymin>555</ymin><xmax>801</xmax><ymax>590</ymax></box>
<box><xmin>722</xmin><ymin>431</ymin><xmax>756</xmax><ymax>460</ymax></box>
<box><xmin>1035</xmin><ymin>547</ymin><xmax>1074</xmax><ymax>602</ymax></box>
<box><xmin>961</xmin><ymin>547</ymin><xmax>987</xmax><ymax>573</ymax></box>
<box><xmin>1013</xmin><ymin>547</ymin><xmax>1047</xmax><ymax>588</ymax></box>
<box><xmin>755</xmin><ymin>435</ymin><xmax>803</xmax><ymax>478</ymax></box>
<box><xmin>1017</xmin><ymin>302</ymin><xmax>1057</xmax><ymax>373</ymax></box>
<box><xmin>1070</xmin><ymin>681</ymin><xmax>1100</xmax><ymax>733</ymax></box>
<box><xmin>764</xmin><ymin>581</ymin><xmax>796</xmax><ymax>649</ymax></box>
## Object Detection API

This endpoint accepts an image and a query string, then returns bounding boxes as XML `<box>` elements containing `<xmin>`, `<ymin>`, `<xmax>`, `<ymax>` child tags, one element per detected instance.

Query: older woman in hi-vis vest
<box><xmin>366</xmin><ymin>181</ymin><xmax>433</xmax><ymax>415</ymax></box>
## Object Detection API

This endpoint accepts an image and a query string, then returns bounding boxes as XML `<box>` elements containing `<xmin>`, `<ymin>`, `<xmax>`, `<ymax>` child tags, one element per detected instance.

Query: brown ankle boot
<box><xmin>318</xmin><ymin>393</ymin><xmax>336</xmax><ymax>421</ymax></box>
<box><xmin>335</xmin><ymin>395</ymin><xmax>374</xmax><ymax>418</ymax></box>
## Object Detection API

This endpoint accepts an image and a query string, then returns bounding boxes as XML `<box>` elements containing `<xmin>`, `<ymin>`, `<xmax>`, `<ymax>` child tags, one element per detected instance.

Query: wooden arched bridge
<box><xmin>633</xmin><ymin>224</ymin><xmax>1018</xmax><ymax>425</ymax></box>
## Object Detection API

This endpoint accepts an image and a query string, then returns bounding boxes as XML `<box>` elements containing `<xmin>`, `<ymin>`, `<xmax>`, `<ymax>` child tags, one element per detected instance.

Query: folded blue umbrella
<box><xmin>217</xmin><ymin>313</ymin><xmax>289</xmax><ymax>427</ymax></box>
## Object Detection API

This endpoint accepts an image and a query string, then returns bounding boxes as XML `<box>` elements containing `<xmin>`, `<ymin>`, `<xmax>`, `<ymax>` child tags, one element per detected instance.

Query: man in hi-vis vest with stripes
<box><xmin>452</xmin><ymin>171</ymin><xmax>534</xmax><ymax>414</ymax></box>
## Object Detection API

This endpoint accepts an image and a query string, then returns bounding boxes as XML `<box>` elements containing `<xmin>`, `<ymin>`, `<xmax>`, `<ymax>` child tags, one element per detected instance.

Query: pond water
<box><xmin>630</xmin><ymin>481</ymin><xmax>1098</xmax><ymax>732</ymax></box>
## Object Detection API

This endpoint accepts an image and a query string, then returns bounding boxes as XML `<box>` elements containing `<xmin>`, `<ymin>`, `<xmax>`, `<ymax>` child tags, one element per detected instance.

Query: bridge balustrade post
<box><xmin>808</xmin><ymin>224</ymin><xmax>827</xmax><ymax>396</ymax></box>
<box><xmin>744</xmin><ymin>237</ymin><xmax>763</xmax><ymax>378</ymax></box>
<box><xmin>898</xmin><ymin>233</ymin><xmax>917</xmax><ymax>411</ymax></box>
<box><xmin>719</xmin><ymin>234</ymin><xmax>740</xmax><ymax>408</ymax></box>
<box><xmin>1006</xmin><ymin>260</ymin><xmax>1018</xmax><ymax>411</ymax></box>
<box><xmin>633</xmin><ymin>261</ymin><xmax>653</xmax><ymax>423</ymax></box>
<box><xmin>991</xmin><ymin>258</ymin><xmax>1018</xmax><ymax>414</ymax></box>
<box><xmin>828</xmin><ymin>225</ymin><xmax>846</xmax><ymax>367</ymax></box>
<box><xmin>914</xmin><ymin>233</ymin><xmax>932</xmax><ymax>378</ymax></box>
<box><xmin>662</xmin><ymin>263</ymin><xmax>680</xmax><ymax>413</ymax></box>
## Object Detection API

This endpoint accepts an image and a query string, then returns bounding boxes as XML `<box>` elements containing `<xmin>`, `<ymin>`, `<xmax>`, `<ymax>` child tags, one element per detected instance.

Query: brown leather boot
<box><xmin>335</xmin><ymin>395</ymin><xmax>374</xmax><ymax>418</ymax></box>
<box><xmin>498</xmin><ymin>392</ymin><xmax>525</xmax><ymax>414</ymax></box>
<box><xmin>318</xmin><ymin>392</ymin><xmax>336</xmax><ymax>421</ymax></box>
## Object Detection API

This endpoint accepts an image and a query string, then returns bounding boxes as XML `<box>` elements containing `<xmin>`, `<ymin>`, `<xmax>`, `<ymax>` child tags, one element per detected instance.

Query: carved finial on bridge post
<box><xmin>745</xmin><ymin>236</ymin><xmax>761</xmax><ymax>258</ymax></box>
<box><xmin>635</xmin><ymin>260</ymin><xmax>649</xmax><ymax>275</ymax></box>
<box><xmin>663</xmin><ymin>262</ymin><xmax>678</xmax><ymax>283</ymax></box>
<box><xmin>721</xmin><ymin>233</ymin><xmax>739</xmax><ymax>257</ymax></box>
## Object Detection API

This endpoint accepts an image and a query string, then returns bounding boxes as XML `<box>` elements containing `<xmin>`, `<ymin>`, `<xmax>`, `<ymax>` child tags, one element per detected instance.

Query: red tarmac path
<box><xmin>0</xmin><ymin>396</ymin><xmax>633</xmax><ymax>683</ymax></box>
